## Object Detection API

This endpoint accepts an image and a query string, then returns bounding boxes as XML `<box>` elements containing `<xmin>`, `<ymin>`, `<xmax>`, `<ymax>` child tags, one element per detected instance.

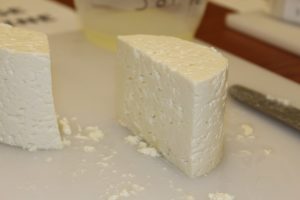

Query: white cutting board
<box><xmin>0</xmin><ymin>31</ymin><xmax>300</xmax><ymax>200</ymax></box>
<box><xmin>226</xmin><ymin>12</ymin><xmax>300</xmax><ymax>56</ymax></box>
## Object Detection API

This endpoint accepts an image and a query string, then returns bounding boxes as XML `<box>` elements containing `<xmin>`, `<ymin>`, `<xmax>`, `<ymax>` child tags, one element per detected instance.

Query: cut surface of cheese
<box><xmin>117</xmin><ymin>35</ymin><xmax>228</xmax><ymax>177</ymax></box>
<box><xmin>0</xmin><ymin>24</ymin><xmax>62</xmax><ymax>150</ymax></box>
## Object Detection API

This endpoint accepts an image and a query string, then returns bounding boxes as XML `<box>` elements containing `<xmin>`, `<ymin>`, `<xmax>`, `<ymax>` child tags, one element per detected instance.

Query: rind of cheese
<box><xmin>117</xmin><ymin>35</ymin><xmax>228</xmax><ymax>177</ymax></box>
<box><xmin>0</xmin><ymin>24</ymin><xmax>49</xmax><ymax>54</ymax></box>
<box><xmin>0</xmin><ymin>24</ymin><xmax>62</xmax><ymax>150</ymax></box>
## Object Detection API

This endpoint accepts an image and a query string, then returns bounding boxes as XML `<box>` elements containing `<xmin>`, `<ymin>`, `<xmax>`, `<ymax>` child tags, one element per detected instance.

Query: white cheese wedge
<box><xmin>117</xmin><ymin>35</ymin><xmax>228</xmax><ymax>177</ymax></box>
<box><xmin>0</xmin><ymin>24</ymin><xmax>62</xmax><ymax>150</ymax></box>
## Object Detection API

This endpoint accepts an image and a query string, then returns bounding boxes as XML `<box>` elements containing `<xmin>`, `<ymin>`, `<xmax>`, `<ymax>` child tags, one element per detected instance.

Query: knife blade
<box><xmin>228</xmin><ymin>84</ymin><xmax>300</xmax><ymax>132</ymax></box>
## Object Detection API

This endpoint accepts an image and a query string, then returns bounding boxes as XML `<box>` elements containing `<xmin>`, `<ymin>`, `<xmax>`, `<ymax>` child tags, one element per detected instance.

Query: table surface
<box><xmin>53</xmin><ymin>0</ymin><xmax>300</xmax><ymax>84</ymax></box>
<box><xmin>2</xmin><ymin>30</ymin><xmax>300</xmax><ymax>200</ymax></box>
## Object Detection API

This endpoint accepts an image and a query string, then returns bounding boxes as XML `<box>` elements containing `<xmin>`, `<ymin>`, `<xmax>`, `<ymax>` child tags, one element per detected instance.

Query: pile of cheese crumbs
<box><xmin>124</xmin><ymin>135</ymin><xmax>160</xmax><ymax>157</ymax></box>
<box><xmin>59</xmin><ymin>117</ymin><xmax>159</xmax><ymax>157</ymax></box>
<box><xmin>58</xmin><ymin>117</ymin><xmax>104</xmax><ymax>152</ymax></box>
<box><xmin>57</xmin><ymin>117</ymin><xmax>236</xmax><ymax>200</ymax></box>
<box><xmin>236</xmin><ymin>123</ymin><xmax>273</xmax><ymax>157</ymax></box>
<box><xmin>236</xmin><ymin>123</ymin><xmax>255</xmax><ymax>140</ymax></box>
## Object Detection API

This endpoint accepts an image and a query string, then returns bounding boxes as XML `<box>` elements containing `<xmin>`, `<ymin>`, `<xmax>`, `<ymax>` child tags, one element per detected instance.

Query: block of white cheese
<box><xmin>0</xmin><ymin>24</ymin><xmax>62</xmax><ymax>151</ymax></box>
<box><xmin>117</xmin><ymin>35</ymin><xmax>228</xmax><ymax>177</ymax></box>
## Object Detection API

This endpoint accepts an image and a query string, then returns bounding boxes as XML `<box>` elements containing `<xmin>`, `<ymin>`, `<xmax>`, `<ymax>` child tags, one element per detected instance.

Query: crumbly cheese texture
<box><xmin>117</xmin><ymin>35</ymin><xmax>228</xmax><ymax>177</ymax></box>
<box><xmin>0</xmin><ymin>24</ymin><xmax>62</xmax><ymax>150</ymax></box>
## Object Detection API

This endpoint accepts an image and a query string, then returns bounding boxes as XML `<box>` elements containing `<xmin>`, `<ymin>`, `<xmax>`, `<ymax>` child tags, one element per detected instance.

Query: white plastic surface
<box><xmin>0</xmin><ymin>31</ymin><xmax>300</xmax><ymax>200</ymax></box>
<box><xmin>226</xmin><ymin>12</ymin><xmax>300</xmax><ymax>56</ymax></box>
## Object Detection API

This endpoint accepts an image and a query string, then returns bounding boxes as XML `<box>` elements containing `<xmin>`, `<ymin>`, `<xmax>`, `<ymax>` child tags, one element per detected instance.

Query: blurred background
<box><xmin>1</xmin><ymin>0</ymin><xmax>299</xmax><ymax>84</ymax></box>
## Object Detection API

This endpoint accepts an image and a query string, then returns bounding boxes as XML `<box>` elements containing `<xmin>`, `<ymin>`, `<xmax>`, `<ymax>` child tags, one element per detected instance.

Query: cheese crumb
<box><xmin>264</xmin><ymin>148</ymin><xmax>272</xmax><ymax>155</ymax></box>
<box><xmin>137</xmin><ymin>141</ymin><xmax>147</xmax><ymax>149</ymax></box>
<box><xmin>83</xmin><ymin>146</ymin><xmax>95</xmax><ymax>153</ymax></box>
<box><xmin>237</xmin><ymin>123</ymin><xmax>255</xmax><ymax>140</ymax></box>
<box><xmin>73</xmin><ymin>126</ymin><xmax>104</xmax><ymax>142</ymax></box>
<box><xmin>124</xmin><ymin>135</ymin><xmax>160</xmax><ymax>157</ymax></box>
<box><xmin>58</xmin><ymin>117</ymin><xmax>106</xmax><ymax>143</ymax></box>
<box><xmin>59</xmin><ymin>118</ymin><xmax>72</xmax><ymax>135</ymax></box>
<box><xmin>124</xmin><ymin>135</ymin><xmax>141</xmax><ymax>145</ymax></box>
<box><xmin>75</xmin><ymin>134</ymin><xmax>89</xmax><ymax>140</ymax></box>
<box><xmin>137</xmin><ymin>146</ymin><xmax>160</xmax><ymax>158</ymax></box>
<box><xmin>86</xmin><ymin>126</ymin><xmax>104</xmax><ymax>142</ymax></box>
<box><xmin>241</xmin><ymin>124</ymin><xmax>253</xmax><ymax>136</ymax></box>
<box><xmin>208</xmin><ymin>192</ymin><xmax>235</xmax><ymax>200</ymax></box>
<box><xmin>105</xmin><ymin>183</ymin><xmax>145</xmax><ymax>200</ymax></box>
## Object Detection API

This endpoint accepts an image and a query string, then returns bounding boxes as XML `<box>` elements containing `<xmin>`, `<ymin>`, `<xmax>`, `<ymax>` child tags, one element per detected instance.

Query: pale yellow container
<box><xmin>74</xmin><ymin>0</ymin><xmax>208</xmax><ymax>50</ymax></box>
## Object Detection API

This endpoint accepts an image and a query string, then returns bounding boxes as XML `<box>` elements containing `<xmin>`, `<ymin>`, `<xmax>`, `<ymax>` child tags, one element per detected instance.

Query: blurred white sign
<box><xmin>90</xmin><ymin>0</ymin><xmax>203</xmax><ymax>10</ymax></box>
<box><xmin>0</xmin><ymin>0</ymin><xmax>81</xmax><ymax>35</ymax></box>
<box><xmin>282</xmin><ymin>0</ymin><xmax>300</xmax><ymax>24</ymax></box>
